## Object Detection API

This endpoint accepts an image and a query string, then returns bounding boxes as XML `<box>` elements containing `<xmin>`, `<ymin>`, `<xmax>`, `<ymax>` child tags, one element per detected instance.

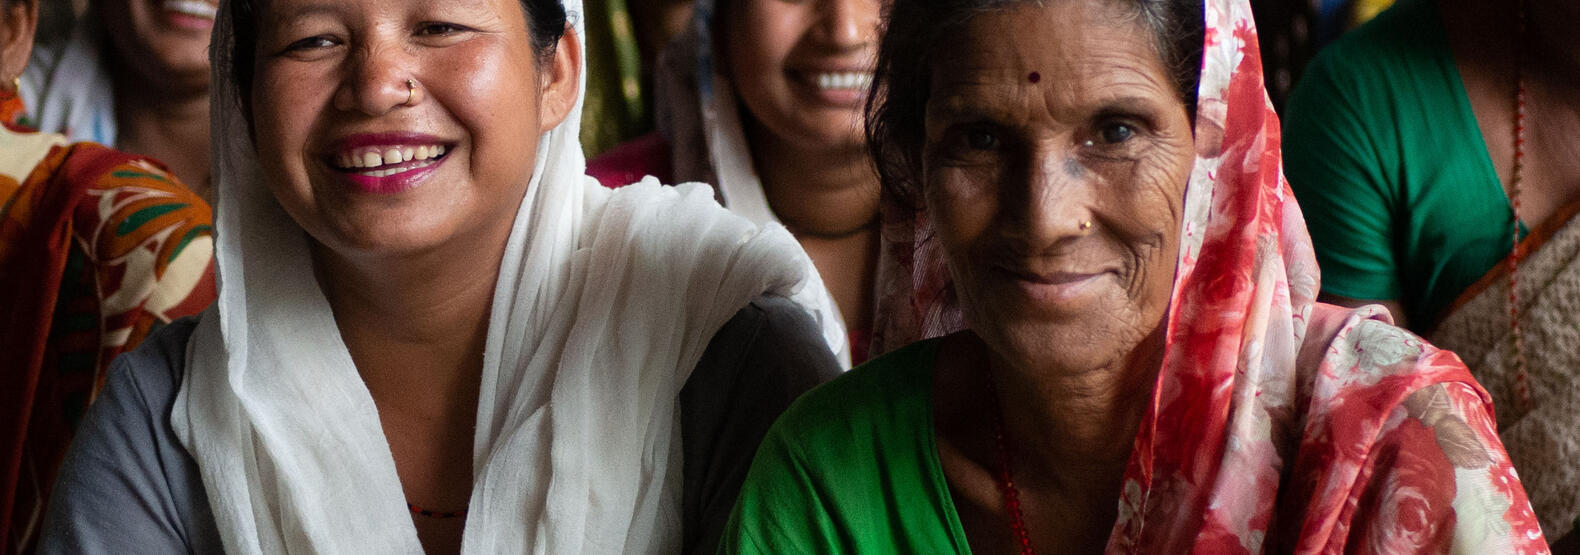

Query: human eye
<box><xmin>965</xmin><ymin>128</ymin><xmax>1002</xmax><ymax>151</ymax></box>
<box><xmin>415</xmin><ymin>21</ymin><xmax>474</xmax><ymax>38</ymax></box>
<box><xmin>279</xmin><ymin>34</ymin><xmax>340</xmax><ymax>55</ymax></box>
<box><xmin>1098</xmin><ymin>122</ymin><xmax>1135</xmax><ymax>145</ymax></box>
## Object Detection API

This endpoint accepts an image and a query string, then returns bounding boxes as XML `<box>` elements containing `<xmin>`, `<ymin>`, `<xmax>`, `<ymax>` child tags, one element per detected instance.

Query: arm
<box><xmin>1342</xmin><ymin>382</ymin><xmax>1547</xmax><ymax>554</ymax></box>
<box><xmin>38</xmin><ymin>320</ymin><xmax>219</xmax><ymax>554</ymax></box>
<box><xmin>681</xmin><ymin>295</ymin><xmax>842</xmax><ymax>554</ymax></box>
<box><xmin>1318</xmin><ymin>293</ymin><xmax>1410</xmax><ymax>331</ymax></box>
<box><xmin>716</xmin><ymin>424</ymin><xmax>842</xmax><ymax>555</ymax></box>
<box><xmin>1284</xmin><ymin>53</ymin><xmax>1411</xmax><ymax>328</ymax></box>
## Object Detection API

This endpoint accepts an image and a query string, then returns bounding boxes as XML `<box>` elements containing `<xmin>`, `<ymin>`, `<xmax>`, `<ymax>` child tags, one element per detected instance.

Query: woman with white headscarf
<box><xmin>589</xmin><ymin>0</ymin><xmax>880</xmax><ymax>365</ymax></box>
<box><xmin>37</xmin><ymin>0</ymin><xmax>843</xmax><ymax>552</ymax></box>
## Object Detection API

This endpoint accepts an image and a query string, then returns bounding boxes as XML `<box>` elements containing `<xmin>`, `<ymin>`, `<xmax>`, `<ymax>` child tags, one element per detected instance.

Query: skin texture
<box><xmin>97</xmin><ymin>0</ymin><xmax>215</xmax><ymax>193</ymax></box>
<box><xmin>0</xmin><ymin>0</ymin><xmax>38</xmax><ymax>91</ymax></box>
<box><xmin>249</xmin><ymin>0</ymin><xmax>579</xmax><ymax>551</ymax></box>
<box><xmin>922</xmin><ymin>2</ymin><xmax>1195</xmax><ymax>552</ymax></box>
<box><xmin>723</xmin><ymin>0</ymin><xmax>883</xmax><ymax>336</ymax></box>
<box><xmin>1326</xmin><ymin>0</ymin><xmax>1580</xmax><ymax>334</ymax></box>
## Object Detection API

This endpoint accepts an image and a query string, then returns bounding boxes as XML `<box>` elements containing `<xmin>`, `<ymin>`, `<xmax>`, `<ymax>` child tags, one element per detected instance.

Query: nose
<box><xmin>332</xmin><ymin>41</ymin><xmax>417</xmax><ymax>115</ymax></box>
<box><xmin>815</xmin><ymin>0</ymin><xmax>878</xmax><ymax>50</ymax></box>
<box><xmin>1003</xmin><ymin>146</ymin><xmax>1097</xmax><ymax>247</ymax></box>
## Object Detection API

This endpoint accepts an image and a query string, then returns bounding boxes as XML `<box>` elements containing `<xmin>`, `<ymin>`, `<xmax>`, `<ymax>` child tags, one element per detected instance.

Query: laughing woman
<box><xmin>39</xmin><ymin>0</ymin><xmax>842</xmax><ymax>553</ymax></box>
<box><xmin>589</xmin><ymin>0</ymin><xmax>882</xmax><ymax>364</ymax></box>
<box><xmin>721</xmin><ymin>0</ymin><xmax>1548</xmax><ymax>552</ymax></box>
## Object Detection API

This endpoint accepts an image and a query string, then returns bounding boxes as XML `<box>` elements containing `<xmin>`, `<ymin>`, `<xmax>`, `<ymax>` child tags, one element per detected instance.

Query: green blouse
<box><xmin>719</xmin><ymin>339</ymin><xmax>973</xmax><ymax>553</ymax></box>
<box><xmin>1283</xmin><ymin>0</ymin><xmax>1520</xmax><ymax>329</ymax></box>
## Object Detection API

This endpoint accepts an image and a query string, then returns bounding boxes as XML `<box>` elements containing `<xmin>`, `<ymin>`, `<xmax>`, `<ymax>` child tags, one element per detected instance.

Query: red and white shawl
<box><xmin>869</xmin><ymin>0</ymin><xmax>1550</xmax><ymax>551</ymax></box>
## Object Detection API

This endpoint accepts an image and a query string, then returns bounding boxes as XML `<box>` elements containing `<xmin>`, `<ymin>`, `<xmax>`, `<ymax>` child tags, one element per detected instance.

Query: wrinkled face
<box><xmin>724</xmin><ymin>0</ymin><xmax>880</xmax><ymax>150</ymax></box>
<box><xmin>250</xmin><ymin>0</ymin><xmax>577</xmax><ymax>260</ymax></box>
<box><xmin>924</xmin><ymin>1</ymin><xmax>1194</xmax><ymax>373</ymax></box>
<box><xmin>99</xmin><ymin>0</ymin><xmax>217</xmax><ymax>91</ymax></box>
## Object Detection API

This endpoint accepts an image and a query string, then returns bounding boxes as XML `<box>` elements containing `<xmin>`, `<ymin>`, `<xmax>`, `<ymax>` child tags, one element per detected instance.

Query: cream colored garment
<box><xmin>171</xmin><ymin>0</ymin><xmax>840</xmax><ymax>552</ymax></box>
<box><xmin>652</xmin><ymin>2</ymin><xmax>853</xmax><ymax>365</ymax></box>
<box><xmin>1430</xmin><ymin>213</ymin><xmax>1580</xmax><ymax>540</ymax></box>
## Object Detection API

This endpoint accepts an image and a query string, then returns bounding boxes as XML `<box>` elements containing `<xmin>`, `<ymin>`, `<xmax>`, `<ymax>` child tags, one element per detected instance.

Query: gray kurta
<box><xmin>40</xmin><ymin>295</ymin><xmax>839</xmax><ymax>554</ymax></box>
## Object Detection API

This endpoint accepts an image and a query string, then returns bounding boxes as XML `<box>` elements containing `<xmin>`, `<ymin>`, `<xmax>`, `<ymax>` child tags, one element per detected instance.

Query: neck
<box><xmin>313</xmin><ymin>241</ymin><xmax>502</xmax><ymax>402</ymax></box>
<box><xmin>745</xmin><ymin>119</ymin><xmax>880</xmax><ymax>237</ymax></box>
<box><xmin>982</xmin><ymin>327</ymin><xmax>1163</xmax><ymax>499</ymax></box>
<box><xmin>108</xmin><ymin>63</ymin><xmax>212</xmax><ymax>197</ymax></box>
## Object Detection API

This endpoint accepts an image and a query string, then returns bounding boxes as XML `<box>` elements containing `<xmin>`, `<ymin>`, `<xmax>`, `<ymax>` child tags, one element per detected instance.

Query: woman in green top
<box><xmin>1284</xmin><ymin>0</ymin><xmax>1580</xmax><ymax>541</ymax></box>
<box><xmin>721</xmin><ymin>0</ymin><xmax>1550</xmax><ymax>552</ymax></box>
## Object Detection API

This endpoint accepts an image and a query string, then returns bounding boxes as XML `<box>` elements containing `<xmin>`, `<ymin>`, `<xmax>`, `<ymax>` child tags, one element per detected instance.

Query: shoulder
<box><xmin>720</xmin><ymin>339</ymin><xmax>956</xmax><ymax>553</ymax></box>
<box><xmin>768</xmin><ymin>339</ymin><xmax>939</xmax><ymax>453</ymax></box>
<box><xmin>1290</xmin><ymin>0</ymin><xmax>1451</xmax><ymax>121</ymax></box>
<box><xmin>40</xmin><ymin>317</ymin><xmax>220</xmax><ymax>553</ymax></box>
<box><xmin>690</xmin><ymin>295</ymin><xmax>842</xmax><ymax>397</ymax></box>
<box><xmin>94</xmin><ymin>317</ymin><xmax>199</xmax><ymax>420</ymax></box>
<box><xmin>1293</xmin><ymin>303</ymin><xmax>1484</xmax><ymax>440</ymax></box>
<box><xmin>587</xmin><ymin>132</ymin><xmax>674</xmax><ymax>189</ymax></box>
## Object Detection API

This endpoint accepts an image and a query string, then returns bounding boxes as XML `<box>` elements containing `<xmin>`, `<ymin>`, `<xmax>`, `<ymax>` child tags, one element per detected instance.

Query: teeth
<box><xmin>814</xmin><ymin>71</ymin><xmax>873</xmax><ymax>91</ymax></box>
<box><xmin>334</xmin><ymin>144</ymin><xmax>447</xmax><ymax>171</ymax></box>
<box><xmin>163</xmin><ymin>0</ymin><xmax>217</xmax><ymax>18</ymax></box>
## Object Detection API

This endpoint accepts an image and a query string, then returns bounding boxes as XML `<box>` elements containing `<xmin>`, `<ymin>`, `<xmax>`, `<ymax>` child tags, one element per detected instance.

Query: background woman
<box><xmin>1284</xmin><ymin>0</ymin><xmax>1580</xmax><ymax>541</ymax></box>
<box><xmin>21</xmin><ymin>0</ymin><xmax>216</xmax><ymax>192</ymax></box>
<box><xmin>722</xmin><ymin>0</ymin><xmax>1547</xmax><ymax>551</ymax></box>
<box><xmin>588</xmin><ymin>0</ymin><xmax>881</xmax><ymax>364</ymax></box>
<box><xmin>0</xmin><ymin>0</ymin><xmax>213</xmax><ymax>548</ymax></box>
<box><xmin>40</xmin><ymin>0</ymin><xmax>842</xmax><ymax>552</ymax></box>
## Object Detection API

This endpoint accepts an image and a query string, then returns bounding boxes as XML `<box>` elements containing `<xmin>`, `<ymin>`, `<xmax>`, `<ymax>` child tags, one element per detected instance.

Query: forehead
<box><xmin>929</xmin><ymin>1</ymin><xmax>1168</xmax><ymax>101</ymax></box>
<box><xmin>259</xmin><ymin>0</ymin><xmax>516</xmax><ymax>24</ymax></box>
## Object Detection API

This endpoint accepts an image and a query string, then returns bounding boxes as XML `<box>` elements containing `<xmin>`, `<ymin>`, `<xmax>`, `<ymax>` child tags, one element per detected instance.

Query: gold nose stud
<box><xmin>1079</xmin><ymin>220</ymin><xmax>1093</xmax><ymax>232</ymax></box>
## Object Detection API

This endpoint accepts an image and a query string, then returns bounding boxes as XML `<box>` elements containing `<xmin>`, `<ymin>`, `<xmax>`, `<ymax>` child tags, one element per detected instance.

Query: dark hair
<box><xmin>865</xmin><ymin>0</ymin><xmax>1205</xmax><ymax>210</ymax></box>
<box><xmin>226</xmin><ymin>0</ymin><xmax>569</xmax><ymax>122</ymax></box>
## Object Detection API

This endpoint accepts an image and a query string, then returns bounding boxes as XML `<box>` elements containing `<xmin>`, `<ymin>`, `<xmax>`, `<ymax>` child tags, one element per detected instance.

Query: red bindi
<box><xmin>1028</xmin><ymin>71</ymin><xmax>1041</xmax><ymax>83</ymax></box>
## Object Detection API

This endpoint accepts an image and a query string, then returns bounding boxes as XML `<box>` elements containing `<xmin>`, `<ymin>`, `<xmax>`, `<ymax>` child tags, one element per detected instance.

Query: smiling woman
<box><xmin>38</xmin><ymin>0</ymin><xmax>844</xmax><ymax>553</ymax></box>
<box><xmin>587</xmin><ymin>0</ymin><xmax>883</xmax><ymax>365</ymax></box>
<box><xmin>720</xmin><ymin>0</ymin><xmax>1549</xmax><ymax>552</ymax></box>
<box><xmin>21</xmin><ymin>0</ymin><xmax>218</xmax><ymax>193</ymax></box>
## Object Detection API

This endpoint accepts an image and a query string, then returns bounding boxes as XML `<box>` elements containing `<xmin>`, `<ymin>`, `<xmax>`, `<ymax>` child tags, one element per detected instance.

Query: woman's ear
<box><xmin>0</xmin><ymin>0</ymin><xmax>39</xmax><ymax>89</ymax></box>
<box><xmin>536</xmin><ymin>24</ymin><xmax>581</xmax><ymax>134</ymax></box>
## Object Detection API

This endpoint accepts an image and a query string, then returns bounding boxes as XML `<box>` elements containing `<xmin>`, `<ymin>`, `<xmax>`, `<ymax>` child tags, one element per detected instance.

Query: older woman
<box><xmin>721</xmin><ymin>0</ymin><xmax>1548</xmax><ymax>552</ymax></box>
<box><xmin>39</xmin><ymin>0</ymin><xmax>842</xmax><ymax>553</ymax></box>
<box><xmin>589</xmin><ymin>0</ymin><xmax>882</xmax><ymax>364</ymax></box>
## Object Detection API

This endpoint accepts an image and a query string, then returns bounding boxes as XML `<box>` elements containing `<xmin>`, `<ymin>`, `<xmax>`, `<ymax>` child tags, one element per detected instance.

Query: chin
<box><xmin>969</xmin><ymin>302</ymin><xmax>1147</xmax><ymax>374</ymax></box>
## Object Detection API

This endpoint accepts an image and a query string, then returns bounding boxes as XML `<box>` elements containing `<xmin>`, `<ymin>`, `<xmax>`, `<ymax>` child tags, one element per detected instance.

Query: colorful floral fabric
<box><xmin>0</xmin><ymin>121</ymin><xmax>214</xmax><ymax>551</ymax></box>
<box><xmin>868</xmin><ymin>0</ymin><xmax>1548</xmax><ymax>551</ymax></box>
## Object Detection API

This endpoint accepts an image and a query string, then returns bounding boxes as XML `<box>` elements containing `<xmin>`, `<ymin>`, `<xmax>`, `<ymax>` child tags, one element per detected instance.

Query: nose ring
<box><xmin>1079</xmin><ymin>220</ymin><xmax>1093</xmax><ymax>232</ymax></box>
<box><xmin>404</xmin><ymin>79</ymin><xmax>418</xmax><ymax>105</ymax></box>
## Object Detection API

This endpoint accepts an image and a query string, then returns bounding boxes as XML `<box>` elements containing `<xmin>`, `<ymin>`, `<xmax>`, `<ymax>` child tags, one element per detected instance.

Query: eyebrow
<box><xmin>266</xmin><ymin>2</ymin><xmax>347</xmax><ymax>23</ymax></box>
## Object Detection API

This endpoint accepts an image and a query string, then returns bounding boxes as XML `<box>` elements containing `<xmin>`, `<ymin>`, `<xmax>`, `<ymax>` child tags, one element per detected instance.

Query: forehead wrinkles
<box><xmin>927</xmin><ymin>4</ymin><xmax>1172</xmax><ymax>123</ymax></box>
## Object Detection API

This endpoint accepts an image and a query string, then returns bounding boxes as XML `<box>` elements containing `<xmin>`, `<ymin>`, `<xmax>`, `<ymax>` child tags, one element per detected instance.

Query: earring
<box><xmin>0</xmin><ymin>77</ymin><xmax>18</xmax><ymax>100</ymax></box>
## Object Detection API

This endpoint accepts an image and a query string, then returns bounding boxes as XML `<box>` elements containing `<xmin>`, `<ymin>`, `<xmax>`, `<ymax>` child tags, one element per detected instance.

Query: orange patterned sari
<box><xmin>0</xmin><ymin>117</ymin><xmax>215</xmax><ymax>552</ymax></box>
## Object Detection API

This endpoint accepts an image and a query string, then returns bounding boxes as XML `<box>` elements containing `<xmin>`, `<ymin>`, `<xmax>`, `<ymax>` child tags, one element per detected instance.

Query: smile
<box><xmin>162</xmin><ymin>0</ymin><xmax>216</xmax><ymax>19</ymax></box>
<box><xmin>333</xmin><ymin>144</ymin><xmax>447</xmax><ymax>177</ymax></box>
<box><xmin>999</xmin><ymin>266</ymin><xmax>1110</xmax><ymax>307</ymax></box>
<box><xmin>812</xmin><ymin>71</ymin><xmax>873</xmax><ymax>91</ymax></box>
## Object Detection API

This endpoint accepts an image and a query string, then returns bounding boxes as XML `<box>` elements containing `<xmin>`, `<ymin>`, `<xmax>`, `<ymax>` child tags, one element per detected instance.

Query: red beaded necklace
<box><xmin>1507</xmin><ymin>0</ymin><xmax>1533</xmax><ymax>414</ymax></box>
<box><xmin>985</xmin><ymin>375</ymin><xmax>1036</xmax><ymax>554</ymax></box>
<box><xmin>407</xmin><ymin>502</ymin><xmax>467</xmax><ymax>519</ymax></box>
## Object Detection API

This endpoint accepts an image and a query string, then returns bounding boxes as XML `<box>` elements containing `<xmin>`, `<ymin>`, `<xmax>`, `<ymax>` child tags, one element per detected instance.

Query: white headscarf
<box><xmin>170</xmin><ymin>0</ymin><xmax>841</xmax><ymax>552</ymax></box>
<box><xmin>20</xmin><ymin>17</ymin><xmax>118</xmax><ymax>145</ymax></box>
<box><xmin>648</xmin><ymin>0</ymin><xmax>855</xmax><ymax>364</ymax></box>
